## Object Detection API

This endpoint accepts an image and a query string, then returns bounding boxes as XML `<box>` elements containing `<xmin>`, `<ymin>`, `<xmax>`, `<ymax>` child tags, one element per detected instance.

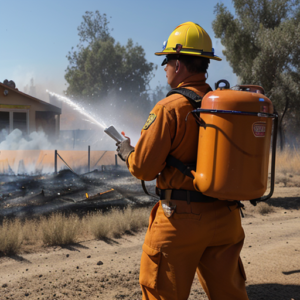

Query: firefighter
<box><xmin>117</xmin><ymin>22</ymin><xmax>249</xmax><ymax>300</ymax></box>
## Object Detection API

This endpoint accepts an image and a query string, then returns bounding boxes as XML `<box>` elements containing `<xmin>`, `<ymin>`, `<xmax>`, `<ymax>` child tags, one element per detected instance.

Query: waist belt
<box><xmin>157</xmin><ymin>189</ymin><xmax>217</xmax><ymax>203</ymax></box>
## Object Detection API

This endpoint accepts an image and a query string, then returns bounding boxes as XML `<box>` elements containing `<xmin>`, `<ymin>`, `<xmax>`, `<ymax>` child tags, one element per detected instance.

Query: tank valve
<box><xmin>215</xmin><ymin>79</ymin><xmax>230</xmax><ymax>90</ymax></box>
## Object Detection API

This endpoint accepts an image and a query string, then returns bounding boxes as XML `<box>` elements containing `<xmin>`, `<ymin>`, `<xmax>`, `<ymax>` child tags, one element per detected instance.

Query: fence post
<box><xmin>115</xmin><ymin>154</ymin><xmax>118</xmax><ymax>167</ymax></box>
<box><xmin>88</xmin><ymin>145</ymin><xmax>90</xmax><ymax>173</ymax></box>
<box><xmin>54</xmin><ymin>150</ymin><xmax>57</xmax><ymax>174</ymax></box>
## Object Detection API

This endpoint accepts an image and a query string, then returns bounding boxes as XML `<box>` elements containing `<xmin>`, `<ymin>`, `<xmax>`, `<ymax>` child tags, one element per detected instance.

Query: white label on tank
<box><xmin>253</xmin><ymin>122</ymin><xmax>266</xmax><ymax>137</ymax></box>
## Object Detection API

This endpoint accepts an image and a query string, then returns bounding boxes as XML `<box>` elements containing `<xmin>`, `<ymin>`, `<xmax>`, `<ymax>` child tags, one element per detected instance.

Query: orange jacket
<box><xmin>127</xmin><ymin>73</ymin><xmax>211</xmax><ymax>191</ymax></box>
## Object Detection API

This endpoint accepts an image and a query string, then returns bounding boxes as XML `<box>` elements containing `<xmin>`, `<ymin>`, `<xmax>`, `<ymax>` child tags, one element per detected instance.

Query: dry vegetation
<box><xmin>0</xmin><ymin>149</ymin><xmax>298</xmax><ymax>257</ymax></box>
<box><xmin>275</xmin><ymin>148</ymin><xmax>300</xmax><ymax>175</ymax></box>
<box><xmin>256</xmin><ymin>202</ymin><xmax>275</xmax><ymax>215</ymax></box>
<box><xmin>0</xmin><ymin>219</ymin><xmax>22</xmax><ymax>255</ymax></box>
<box><xmin>275</xmin><ymin>148</ymin><xmax>300</xmax><ymax>187</ymax></box>
<box><xmin>0</xmin><ymin>207</ymin><xmax>151</xmax><ymax>256</ymax></box>
<box><xmin>88</xmin><ymin>207</ymin><xmax>150</xmax><ymax>239</ymax></box>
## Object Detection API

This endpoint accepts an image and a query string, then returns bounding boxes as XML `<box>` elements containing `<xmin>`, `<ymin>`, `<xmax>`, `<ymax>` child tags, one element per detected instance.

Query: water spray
<box><xmin>46</xmin><ymin>91</ymin><xmax>107</xmax><ymax>129</ymax></box>
<box><xmin>46</xmin><ymin>90</ymin><xmax>126</xmax><ymax>142</ymax></box>
<box><xmin>46</xmin><ymin>91</ymin><xmax>126</xmax><ymax>143</ymax></box>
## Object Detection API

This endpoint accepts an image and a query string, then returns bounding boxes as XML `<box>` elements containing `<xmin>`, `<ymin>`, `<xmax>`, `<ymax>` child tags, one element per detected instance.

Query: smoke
<box><xmin>0</xmin><ymin>129</ymin><xmax>52</xmax><ymax>150</ymax></box>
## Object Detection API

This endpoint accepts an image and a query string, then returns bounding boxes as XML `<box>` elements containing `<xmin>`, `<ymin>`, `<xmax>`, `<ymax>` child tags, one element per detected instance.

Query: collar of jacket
<box><xmin>177</xmin><ymin>73</ymin><xmax>206</xmax><ymax>88</ymax></box>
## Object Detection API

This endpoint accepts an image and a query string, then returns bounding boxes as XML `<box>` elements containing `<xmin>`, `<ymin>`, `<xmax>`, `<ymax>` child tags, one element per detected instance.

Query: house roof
<box><xmin>0</xmin><ymin>82</ymin><xmax>61</xmax><ymax>114</ymax></box>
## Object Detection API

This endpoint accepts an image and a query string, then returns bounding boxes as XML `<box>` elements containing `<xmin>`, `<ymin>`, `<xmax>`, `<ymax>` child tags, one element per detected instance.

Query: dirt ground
<box><xmin>0</xmin><ymin>185</ymin><xmax>299</xmax><ymax>300</ymax></box>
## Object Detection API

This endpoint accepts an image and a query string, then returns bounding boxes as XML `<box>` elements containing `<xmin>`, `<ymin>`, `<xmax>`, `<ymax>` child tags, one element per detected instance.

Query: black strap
<box><xmin>165</xmin><ymin>88</ymin><xmax>202</xmax><ymax>178</ymax></box>
<box><xmin>165</xmin><ymin>87</ymin><xmax>212</xmax><ymax>178</ymax></box>
<box><xmin>166</xmin><ymin>156</ymin><xmax>195</xmax><ymax>179</ymax></box>
<box><xmin>166</xmin><ymin>87</ymin><xmax>203</xmax><ymax>109</ymax></box>
<box><xmin>159</xmin><ymin>189</ymin><xmax>217</xmax><ymax>203</ymax></box>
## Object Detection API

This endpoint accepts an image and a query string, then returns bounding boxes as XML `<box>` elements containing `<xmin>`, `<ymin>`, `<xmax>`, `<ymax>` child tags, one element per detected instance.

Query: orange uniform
<box><xmin>128</xmin><ymin>73</ymin><xmax>208</xmax><ymax>190</ymax></box>
<box><xmin>127</xmin><ymin>74</ymin><xmax>249</xmax><ymax>300</ymax></box>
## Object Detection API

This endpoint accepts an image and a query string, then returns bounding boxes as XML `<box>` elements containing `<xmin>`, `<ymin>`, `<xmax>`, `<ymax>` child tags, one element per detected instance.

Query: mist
<box><xmin>0</xmin><ymin>129</ymin><xmax>52</xmax><ymax>150</ymax></box>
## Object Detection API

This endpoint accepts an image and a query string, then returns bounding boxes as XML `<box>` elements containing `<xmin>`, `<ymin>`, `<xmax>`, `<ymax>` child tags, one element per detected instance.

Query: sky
<box><xmin>0</xmin><ymin>0</ymin><xmax>237</xmax><ymax>102</ymax></box>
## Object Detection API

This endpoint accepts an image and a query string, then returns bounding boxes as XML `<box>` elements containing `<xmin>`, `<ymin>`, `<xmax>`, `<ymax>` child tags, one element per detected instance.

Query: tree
<box><xmin>151</xmin><ymin>84</ymin><xmax>170</xmax><ymax>104</ymax></box>
<box><xmin>213</xmin><ymin>0</ymin><xmax>300</xmax><ymax>148</ymax></box>
<box><xmin>65</xmin><ymin>11</ymin><xmax>156</xmax><ymax>119</ymax></box>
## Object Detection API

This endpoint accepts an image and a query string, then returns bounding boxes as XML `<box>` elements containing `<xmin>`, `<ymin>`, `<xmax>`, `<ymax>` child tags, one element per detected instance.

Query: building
<box><xmin>0</xmin><ymin>80</ymin><xmax>61</xmax><ymax>140</ymax></box>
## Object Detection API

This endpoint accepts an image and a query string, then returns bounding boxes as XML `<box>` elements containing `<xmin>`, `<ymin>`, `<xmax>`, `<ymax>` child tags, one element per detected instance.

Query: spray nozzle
<box><xmin>104</xmin><ymin>126</ymin><xmax>126</xmax><ymax>143</ymax></box>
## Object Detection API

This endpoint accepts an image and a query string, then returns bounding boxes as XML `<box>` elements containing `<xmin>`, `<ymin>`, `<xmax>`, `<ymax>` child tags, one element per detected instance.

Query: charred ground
<box><xmin>0</xmin><ymin>167</ymin><xmax>156</xmax><ymax>221</ymax></box>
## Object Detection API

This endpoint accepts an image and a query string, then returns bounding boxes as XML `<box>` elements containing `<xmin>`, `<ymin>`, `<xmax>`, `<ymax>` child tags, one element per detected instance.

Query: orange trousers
<box><xmin>139</xmin><ymin>200</ymin><xmax>249</xmax><ymax>300</ymax></box>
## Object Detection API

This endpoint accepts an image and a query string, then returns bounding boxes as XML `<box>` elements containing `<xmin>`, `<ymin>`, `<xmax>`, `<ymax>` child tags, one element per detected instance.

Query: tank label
<box><xmin>253</xmin><ymin>122</ymin><xmax>266</xmax><ymax>137</ymax></box>
<box><xmin>261</xmin><ymin>105</ymin><xmax>269</xmax><ymax>113</ymax></box>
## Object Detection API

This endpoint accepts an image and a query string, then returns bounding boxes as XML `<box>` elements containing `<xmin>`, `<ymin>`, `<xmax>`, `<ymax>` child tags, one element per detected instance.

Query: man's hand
<box><xmin>116</xmin><ymin>138</ymin><xmax>134</xmax><ymax>162</ymax></box>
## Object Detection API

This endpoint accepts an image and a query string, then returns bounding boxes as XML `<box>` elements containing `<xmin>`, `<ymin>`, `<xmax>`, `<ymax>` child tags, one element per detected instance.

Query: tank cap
<box><xmin>215</xmin><ymin>79</ymin><xmax>230</xmax><ymax>90</ymax></box>
<box><xmin>231</xmin><ymin>85</ymin><xmax>265</xmax><ymax>95</ymax></box>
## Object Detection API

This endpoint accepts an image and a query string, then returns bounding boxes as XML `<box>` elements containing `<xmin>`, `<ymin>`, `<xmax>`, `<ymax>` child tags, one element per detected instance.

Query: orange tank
<box><xmin>192</xmin><ymin>85</ymin><xmax>275</xmax><ymax>201</ymax></box>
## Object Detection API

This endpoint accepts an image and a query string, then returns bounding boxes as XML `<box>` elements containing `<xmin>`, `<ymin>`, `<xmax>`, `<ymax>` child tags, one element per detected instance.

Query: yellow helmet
<box><xmin>155</xmin><ymin>22</ymin><xmax>221</xmax><ymax>61</ymax></box>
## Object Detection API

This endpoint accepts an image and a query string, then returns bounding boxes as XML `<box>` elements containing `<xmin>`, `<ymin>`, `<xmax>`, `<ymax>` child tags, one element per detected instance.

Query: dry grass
<box><xmin>0</xmin><ymin>219</ymin><xmax>22</xmax><ymax>255</ymax></box>
<box><xmin>22</xmin><ymin>219</ymin><xmax>41</xmax><ymax>245</ymax></box>
<box><xmin>276</xmin><ymin>148</ymin><xmax>300</xmax><ymax>176</ymax></box>
<box><xmin>256</xmin><ymin>202</ymin><xmax>275</xmax><ymax>215</ymax></box>
<box><xmin>87</xmin><ymin>207</ymin><xmax>150</xmax><ymax>239</ymax></box>
<box><xmin>0</xmin><ymin>206</ymin><xmax>151</xmax><ymax>256</ymax></box>
<box><xmin>40</xmin><ymin>213</ymin><xmax>81</xmax><ymax>246</ymax></box>
<box><xmin>88</xmin><ymin>211</ymin><xmax>116</xmax><ymax>239</ymax></box>
<box><xmin>274</xmin><ymin>148</ymin><xmax>300</xmax><ymax>187</ymax></box>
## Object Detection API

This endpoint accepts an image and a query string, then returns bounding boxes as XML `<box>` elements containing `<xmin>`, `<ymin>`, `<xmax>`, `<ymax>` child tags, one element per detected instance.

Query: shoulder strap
<box><xmin>166</xmin><ymin>87</ymin><xmax>203</xmax><ymax>109</ymax></box>
<box><xmin>166</xmin><ymin>86</ymin><xmax>212</xmax><ymax>109</ymax></box>
<box><xmin>165</xmin><ymin>86</ymin><xmax>212</xmax><ymax>178</ymax></box>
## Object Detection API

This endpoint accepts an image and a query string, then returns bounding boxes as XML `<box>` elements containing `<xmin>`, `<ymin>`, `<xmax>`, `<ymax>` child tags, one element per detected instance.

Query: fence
<box><xmin>0</xmin><ymin>148</ymin><xmax>126</xmax><ymax>175</ymax></box>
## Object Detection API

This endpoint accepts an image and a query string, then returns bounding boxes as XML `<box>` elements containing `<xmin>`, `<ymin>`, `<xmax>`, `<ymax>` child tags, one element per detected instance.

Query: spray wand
<box><xmin>104</xmin><ymin>126</ymin><xmax>159</xmax><ymax>200</ymax></box>
<box><xmin>104</xmin><ymin>126</ymin><xmax>126</xmax><ymax>143</ymax></box>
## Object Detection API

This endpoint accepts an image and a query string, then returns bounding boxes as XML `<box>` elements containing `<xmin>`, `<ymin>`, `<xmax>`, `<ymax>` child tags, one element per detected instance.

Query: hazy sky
<box><xmin>0</xmin><ymin>0</ymin><xmax>237</xmax><ymax>101</ymax></box>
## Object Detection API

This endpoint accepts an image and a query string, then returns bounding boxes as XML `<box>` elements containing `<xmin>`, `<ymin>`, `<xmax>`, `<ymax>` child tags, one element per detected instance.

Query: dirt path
<box><xmin>0</xmin><ymin>187</ymin><xmax>299</xmax><ymax>300</ymax></box>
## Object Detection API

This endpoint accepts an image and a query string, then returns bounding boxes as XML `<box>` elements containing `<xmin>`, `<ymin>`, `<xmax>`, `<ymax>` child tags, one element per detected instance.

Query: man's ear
<box><xmin>175</xmin><ymin>60</ymin><xmax>180</xmax><ymax>73</ymax></box>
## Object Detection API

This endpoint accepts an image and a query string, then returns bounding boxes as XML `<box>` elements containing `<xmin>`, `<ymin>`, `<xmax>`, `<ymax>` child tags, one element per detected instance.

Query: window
<box><xmin>13</xmin><ymin>112</ymin><xmax>27</xmax><ymax>132</ymax></box>
<box><xmin>0</xmin><ymin>111</ymin><xmax>9</xmax><ymax>132</ymax></box>
<box><xmin>0</xmin><ymin>110</ymin><xmax>28</xmax><ymax>135</ymax></box>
